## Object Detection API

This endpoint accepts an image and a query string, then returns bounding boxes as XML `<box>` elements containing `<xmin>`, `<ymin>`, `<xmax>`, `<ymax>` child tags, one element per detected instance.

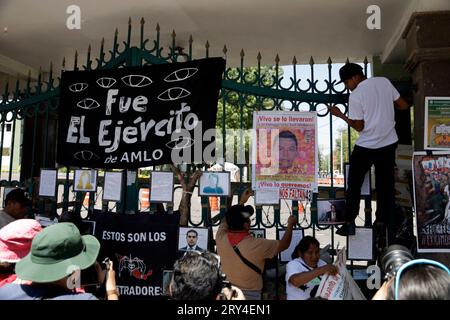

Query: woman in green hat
<box><xmin>0</xmin><ymin>222</ymin><xmax>118</xmax><ymax>300</ymax></box>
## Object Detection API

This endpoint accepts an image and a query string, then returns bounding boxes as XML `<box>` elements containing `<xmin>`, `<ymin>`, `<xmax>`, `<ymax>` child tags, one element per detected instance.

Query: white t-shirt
<box><xmin>285</xmin><ymin>257</ymin><xmax>327</xmax><ymax>300</ymax></box>
<box><xmin>348</xmin><ymin>77</ymin><xmax>400</xmax><ymax>149</ymax></box>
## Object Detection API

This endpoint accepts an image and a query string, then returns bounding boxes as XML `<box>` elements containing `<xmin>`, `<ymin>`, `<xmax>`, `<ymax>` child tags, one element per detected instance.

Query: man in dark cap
<box><xmin>328</xmin><ymin>63</ymin><xmax>410</xmax><ymax>236</ymax></box>
<box><xmin>215</xmin><ymin>189</ymin><xmax>297</xmax><ymax>300</ymax></box>
<box><xmin>0</xmin><ymin>188</ymin><xmax>32</xmax><ymax>229</ymax></box>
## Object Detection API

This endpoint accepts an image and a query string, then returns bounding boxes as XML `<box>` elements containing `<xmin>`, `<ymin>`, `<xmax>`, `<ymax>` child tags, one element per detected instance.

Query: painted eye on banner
<box><xmin>121</xmin><ymin>75</ymin><xmax>152</xmax><ymax>87</ymax></box>
<box><xmin>96</xmin><ymin>77</ymin><xmax>117</xmax><ymax>88</ymax></box>
<box><xmin>164</xmin><ymin>68</ymin><xmax>198</xmax><ymax>82</ymax></box>
<box><xmin>157</xmin><ymin>87</ymin><xmax>191</xmax><ymax>101</ymax></box>
<box><xmin>73</xmin><ymin>150</ymin><xmax>100</xmax><ymax>161</ymax></box>
<box><xmin>165</xmin><ymin>137</ymin><xmax>195</xmax><ymax>150</ymax></box>
<box><xmin>76</xmin><ymin>98</ymin><xmax>100</xmax><ymax>110</ymax></box>
<box><xmin>69</xmin><ymin>83</ymin><xmax>88</xmax><ymax>92</ymax></box>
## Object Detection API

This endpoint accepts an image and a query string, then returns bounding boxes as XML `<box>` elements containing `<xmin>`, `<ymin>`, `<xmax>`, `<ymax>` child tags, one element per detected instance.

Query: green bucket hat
<box><xmin>15</xmin><ymin>222</ymin><xmax>100</xmax><ymax>283</ymax></box>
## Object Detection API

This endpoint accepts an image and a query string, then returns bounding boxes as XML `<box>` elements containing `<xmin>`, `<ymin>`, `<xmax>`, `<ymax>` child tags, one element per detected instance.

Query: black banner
<box><xmin>57</xmin><ymin>58</ymin><xmax>225</xmax><ymax>168</ymax></box>
<box><xmin>93</xmin><ymin>212</ymin><xmax>180</xmax><ymax>300</ymax></box>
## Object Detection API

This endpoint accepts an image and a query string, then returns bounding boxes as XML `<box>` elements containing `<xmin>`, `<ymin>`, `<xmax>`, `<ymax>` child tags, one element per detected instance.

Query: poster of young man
<box><xmin>251</xmin><ymin>111</ymin><xmax>317</xmax><ymax>201</ymax></box>
<box><xmin>93</xmin><ymin>212</ymin><xmax>180</xmax><ymax>299</ymax></box>
<box><xmin>424</xmin><ymin>97</ymin><xmax>450</xmax><ymax>150</ymax></box>
<box><xmin>412</xmin><ymin>151</ymin><xmax>450</xmax><ymax>252</ymax></box>
<box><xmin>178</xmin><ymin>227</ymin><xmax>208</xmax><ymax>252</ymax></box>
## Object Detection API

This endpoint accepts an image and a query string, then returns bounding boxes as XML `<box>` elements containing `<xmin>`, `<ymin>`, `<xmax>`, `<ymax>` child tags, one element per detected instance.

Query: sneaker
<box><xmin>336</xmin><ymin>223</ymin><xmax>356</xmax><ymax>236</ymax></box>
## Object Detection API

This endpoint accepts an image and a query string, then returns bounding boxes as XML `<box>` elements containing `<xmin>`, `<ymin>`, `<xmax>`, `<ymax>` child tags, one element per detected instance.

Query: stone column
<box><xmin>403</xmin><ymin>11</ymin><xmax>450</xmax><ymax>151</ymax></box>
<box><xmin>402</xmin><ymin>11</ymin><xmax>450</xmax><ymax>264</ymax></box>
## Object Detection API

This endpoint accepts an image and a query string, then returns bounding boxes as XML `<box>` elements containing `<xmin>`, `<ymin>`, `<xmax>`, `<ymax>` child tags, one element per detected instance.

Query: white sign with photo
<box><xmin>278</xmin><ymin>229</ymin><xmax>304</xmax><ymax>262</ymax></box>
<box><xmin>178</xmin><ymin>227</ymin><xmax>209</xmax><ymax>252</ymax></box>
<box><xmin>199</xmin><ymin>172</ymin><xmax>231</xmax><ymax>197</ymax></box>
<box><xmin>74</xmin><ymin>169</ymin><xmax>97</xmax><ymax>192</ymax></box>
<box><xmin>317</xmin><ymin>199</ymin><xmax>346</xmax><ymax>225</ymax></box>
<box><xmin>150</xmin><ymin>172</ymin><xmax>174</xmax><ymax>203</ymax></box>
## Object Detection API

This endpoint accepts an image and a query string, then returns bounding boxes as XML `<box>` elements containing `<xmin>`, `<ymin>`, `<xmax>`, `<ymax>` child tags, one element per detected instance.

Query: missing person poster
<box><xmin>57</xmin><ymin>58</ymin><xmax>225</xmax><ymax>168</ymax></box>
<box><xmin>93</xmin><ymin>212</ymin><xmax>180</xmax><ymax>299</ymax></box>
<box><xmin>412</xmin><ymin>151</ymin><xmax>450</xmax><ymax>252</ymax></box>
<box><xmin>251</xmin><ymin>111</ymin><xmax>317</xmax><ymax>201</ymax></box>
<box><xmin>424</xmin><ymin>97</ymin><xmax>450</xmax><ymax>150</ymax></box>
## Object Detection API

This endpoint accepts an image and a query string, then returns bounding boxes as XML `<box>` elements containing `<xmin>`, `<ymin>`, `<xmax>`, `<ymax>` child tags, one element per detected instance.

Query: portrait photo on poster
<box><xmin>38</xmin><ymin>168</ymin><xmax>57</xmax><ymax>198</ymax></box>
<box><xmin>278</xmin><ymin>229</ymin><xmax>304</xmax><ymax>262</ymax></box>
<box><xmin>178</xmin><ymin>227</ymin><xmax>208</xmax><ymax>252</ymax></box>
<box><xmin>317</xmin><ymin>198</ymin><xmax>346</xmax><ymax>225</ymax></box>
<box><xmin>344</xmin><ymin>163</ymin><xmax>371</xmax><ymax>196</ymax></box>
<box><xmin>199</xmin><ymin>172</ymin><xmax>231</xmax><ymax>196</ymax></box>
<box><xmin>249</xmin><ymin>228</ymin><xmax>266</xmax><ymax>239</ymax></box>
<box><xmin>150</xmin><ymin>171</ymin><xmax>174</xmax><ymax>203</ymax></box>
<box><xmin>74</xmin><ymin>169</ymin><xmax>97</xmax><ymax>192</ymax></box>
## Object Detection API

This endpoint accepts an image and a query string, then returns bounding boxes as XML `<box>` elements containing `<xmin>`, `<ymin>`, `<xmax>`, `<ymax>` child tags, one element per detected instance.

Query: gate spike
<box><xmin>88</xmin><ymin>44</ymin><xmax>91</xmax><ymax>55</ymax></box>
<box><xmin>140</xmin><ymin>17</ymin><xmax>145</xmax><ymax>25</ymax></box>
<box><xmin>62</xmin><ymin>57</ymin><xmax>66</xmax><ymax>70</ymax></box>
<box><xmin>222</xmin><ymin>45</ymin><xmax>227</xmax><ymax>55</ymax></box>
<box><xmin>240</xmin><ymin>49</ymin><xmax>245</xmax><ymax>58</ymax></box>
<box><xmin>309</xmin><ymin>56</ymin><xmax>314</xmax><ymax>65</ymax></box>
<box><xmin>189</xmin><ymin>35</ymin><xmax>193</xmax><ymax>45</ymax></box>
<box><xmin>205</xmin><ymin>40</ymin><xmax>210</xmax><ymax>49</ymax></box>
<box><xmin>327</xmin><ymin>57</ymin><xmax>332</xmax><ymax>64</ymax></box>
<box><xmin>275</xmin><ymin>54</ymin><xmax>280</xmax><ymax>64</ymax></box>
<box><xmin>49</xmin><ymin>61</ymin><xmax>53</xmax><ymax>76</ymax></box>
<box><xmin>257</xmin><ymin>52</ymin><xmax>262</xmax><ymax>62</ymax></box>
<box><xmin>115</xmin><ymin>28</ymin><xmax>119</xmax><ymax>37</ymax></box>
<box><xmin>363</xmin><ymin>56</ymin><xmax>368</xmax><ymax>64</ymax></box>
<box><xmin>128</xmin><ymin>17</ymin><xmax>132</xmax><ymax>25</ymax></box>
<box><xmin>345</xmin><ymin>57</ymin><xmax>349</xmax><ymax>64</ymax></box>
<box><xmin>156</xmin><ymin>23</ymin><xmax>160</xmax><ymax>32</ymax></box>
<box><xmin>292</xmin><ymin>56</ymin><xmax>297</xmax><ymax>65</ymax></box>
<box><xmin>171</xmin><ymin>29</ymin><xmax>176</xmax><ymax>39</ymax></box>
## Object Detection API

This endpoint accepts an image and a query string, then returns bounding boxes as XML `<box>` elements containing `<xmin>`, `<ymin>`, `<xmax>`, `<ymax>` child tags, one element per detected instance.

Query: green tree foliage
<box><xmin>214</xmin><ymin>65</ymin><xmax>283</xmax><ymax>164</ymax></box>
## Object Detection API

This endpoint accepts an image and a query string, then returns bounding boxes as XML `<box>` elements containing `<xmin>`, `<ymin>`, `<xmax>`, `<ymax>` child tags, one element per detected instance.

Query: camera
<box><xmin>381</xmin><ymin>244</ymin><xmax>414</xmax><ymax>279</ymax></box>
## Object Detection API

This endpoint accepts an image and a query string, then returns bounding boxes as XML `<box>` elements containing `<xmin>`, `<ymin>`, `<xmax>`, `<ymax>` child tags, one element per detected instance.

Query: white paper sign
<box><xmin>348</xmin><ymin>228</ymin><xmax>373</xmax><ymax>260</ymax></box>
<box><xmin>278</xmin><ymin>229</ymin><xmax>304</xmax><ymax>262</ymax></box>
<box><xmin>103</xmin><ymin>171</ymin><xmax>123</xmax><ymax>202</ymax></box>
<box><xmin>39</xmin><ymin>169</ymin><xmax>57</xmax><ymax>197</ymax></box>
<box><xmin>255</xmin><ymin>189</ymin><xmax>279</xmax><ymax>205</ymax></box>
<box><xmin>150</xmin><ymin>172</ymin><xmax>174</xmax><ymax>202</ymax></box>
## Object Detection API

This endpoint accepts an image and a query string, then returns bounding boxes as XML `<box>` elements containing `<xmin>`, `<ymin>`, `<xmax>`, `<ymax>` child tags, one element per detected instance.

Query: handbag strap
<box><xmin>232</xmin><ymin>245</ymin><xmax>262</xmax><ymax>275</ymax></box>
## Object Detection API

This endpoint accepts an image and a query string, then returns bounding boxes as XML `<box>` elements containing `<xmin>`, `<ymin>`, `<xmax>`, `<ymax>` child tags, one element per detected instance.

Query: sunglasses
<box><xmin>394</xmin><ymin>259</ymin><xmax>450</xmax><ymax>300</ymax></box>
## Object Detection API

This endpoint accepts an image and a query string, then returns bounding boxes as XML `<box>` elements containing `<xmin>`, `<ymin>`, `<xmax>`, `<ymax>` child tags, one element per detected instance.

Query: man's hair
<box><xmin>170</xmin><ymin>251</ymin><xmax>223</xmax><ymax>300</ymax></box>
<box><xmin>279</xmin><ymin>130</ymin><xmax>298</xmax><ymax>148</ymax></box>
<box><xmin>292</xmin><ymin>236</ymin><xmax>320</xmax><ymax>260</ymax></box>
<box><xmin>4</xmin><ymin>188</ymin><xmax>32</xmax><ymax>208</ymax></box>
<box><xmin>186</xmin><ymin>229</ymin><xmax>198</xmax><ymax>237</ymax></box>
<box><xmin>387</xmin><ymin>264</ymin><xmax>450</xmax><ymax>300</ymax></box>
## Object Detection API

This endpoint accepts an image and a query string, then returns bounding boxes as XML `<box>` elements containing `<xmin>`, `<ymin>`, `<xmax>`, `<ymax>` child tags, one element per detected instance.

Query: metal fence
<box><xmin>0</xmin><ymin>19</ymin><xmax>375</xmax><ymax>284</ymax></box>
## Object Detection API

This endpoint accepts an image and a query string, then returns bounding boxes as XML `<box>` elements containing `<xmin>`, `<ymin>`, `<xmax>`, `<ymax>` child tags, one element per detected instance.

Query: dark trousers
<box><xmin>345</xmin><ymin>142</ymin><xmax>397</xmax><ymax>224</ymax></box>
